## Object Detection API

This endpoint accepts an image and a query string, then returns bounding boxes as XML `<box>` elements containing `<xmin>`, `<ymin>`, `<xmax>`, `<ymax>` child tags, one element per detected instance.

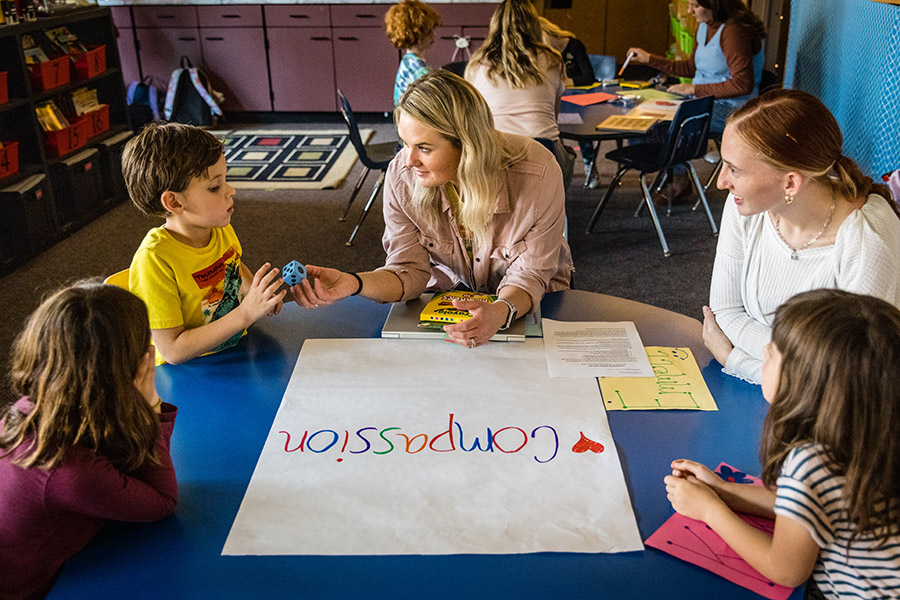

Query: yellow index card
<box><xmin>599</xmin><ymin>346</ymin><xmax>718</xmax><ymax>411</ymax></box>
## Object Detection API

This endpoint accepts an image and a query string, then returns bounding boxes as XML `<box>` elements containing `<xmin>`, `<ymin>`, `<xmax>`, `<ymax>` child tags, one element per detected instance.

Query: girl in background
<box><xmin>465</xmin><ymin>0</ymin><xmax>575</xmax><ymax>189</ymax></box>
<box><xmin>0</xmin><ymin>282</ymin><xmax>178</xmax><ymax>600</ymax></box>
<box><xmin>666</xmin><ymin>289</ymin><xmax>900</xmax><ymax>598</ymax></box>
<box><xmin>384</xmin><ymin>0</ymin><xmax>442</xmax><ymax>107</ymax></box>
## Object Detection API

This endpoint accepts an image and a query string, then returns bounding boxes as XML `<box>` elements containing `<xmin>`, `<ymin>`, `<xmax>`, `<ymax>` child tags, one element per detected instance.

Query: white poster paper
<box><xmin>223</xmin><ymin>338</ymin><xmax>642</xmax><ymax>556</ymax></box>
<box><xmin>542</xmin><ymin>319</ymin><xmax>654</xmax><ymax>378</ymax></box>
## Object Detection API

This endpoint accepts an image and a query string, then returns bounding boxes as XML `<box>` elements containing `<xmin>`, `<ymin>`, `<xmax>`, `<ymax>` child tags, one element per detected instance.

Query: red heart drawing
<box><xmin>571</xmin><ymin>432</ymin><xmax>604</xmax><ymax>454</ymax></box>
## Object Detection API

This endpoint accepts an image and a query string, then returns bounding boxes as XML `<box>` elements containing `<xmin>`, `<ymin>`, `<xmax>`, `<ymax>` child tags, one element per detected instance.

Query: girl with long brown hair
<box><xmin>0</xmin><ymin>281</ymin><xmax>178</xmax><ymax>599</ymax></box>
<box><xmin>665</xmin><ymin>289</ymin><xmax>900</xmax><ymax>598</ymax></box>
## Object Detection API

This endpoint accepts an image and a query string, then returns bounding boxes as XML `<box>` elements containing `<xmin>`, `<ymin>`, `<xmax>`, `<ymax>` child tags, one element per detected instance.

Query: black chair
<box><xmin>441</xmin><ymin>61</ymin><xmax>467</xmax><ymax>77</ymax></box>
<box><xmin>337</xmin><ymin>89</ymin><xmax>398</xmax><ymax>246</ymax></box>
<box><xmin>584</xmin><ymin>96</ymin><xmax>718</xmax><ymax>257</ymax></box>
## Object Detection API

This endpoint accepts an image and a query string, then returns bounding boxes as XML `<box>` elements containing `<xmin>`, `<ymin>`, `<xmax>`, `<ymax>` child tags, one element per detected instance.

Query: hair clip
<box><xmin>785</xmin><ymin>133</ymin><xmax>799</xmax><ymax>143</ymax></box>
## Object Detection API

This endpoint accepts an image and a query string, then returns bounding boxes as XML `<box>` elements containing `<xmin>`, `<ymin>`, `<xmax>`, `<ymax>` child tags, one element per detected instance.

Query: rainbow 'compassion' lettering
<box><xmin>278</xmin><ymin>413</ymin><xmax>572</xmax><ymax>464</ymax></box>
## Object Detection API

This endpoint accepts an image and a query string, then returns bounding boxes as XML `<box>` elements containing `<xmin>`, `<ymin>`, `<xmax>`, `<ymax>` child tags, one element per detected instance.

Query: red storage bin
<box><xmin>44</xmin><ymin>119</ymin><xmax>92</xmax><ymax>158</ymax></box>
<box><xmin>73</xmin><ymin>46</ymin><xmax>107</xmax><ymax>79</ymax></box>
<box><xmin>29</xmin><ymin>57</ymin><xmax>71</xmax><ymax>91</ymax></box>
<box><xmin>84</xmin><ymin>104</ymin><xmax>110</xmax><ymax>138</ymax></box>
<box><xmin>0</xmin><ymin>72</ymin><xmax>8</xmax><ymax>105</ymax></box>
<box><xmin>0</xmin><ymin>142</ymin><xmax>19</xmax><ymax>180</ymax></box>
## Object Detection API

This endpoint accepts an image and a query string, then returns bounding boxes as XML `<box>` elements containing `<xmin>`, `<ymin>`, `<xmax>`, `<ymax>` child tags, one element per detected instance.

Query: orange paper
<box><xmin>560</xmin><ymin>92</ymin><xmax>617</xmax><ymax>106</ymax></box>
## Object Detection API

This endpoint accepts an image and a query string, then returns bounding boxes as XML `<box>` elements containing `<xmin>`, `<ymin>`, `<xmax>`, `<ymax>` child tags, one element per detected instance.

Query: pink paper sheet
<box><xmin>645</xmin><ymin>463</ymin><xmax>795</xmax><ymax>600</ymax></box>
<box><xmin>560</xmin><ymin>92</ymin><xmax>617</xmax><ymax>106</ymax></box>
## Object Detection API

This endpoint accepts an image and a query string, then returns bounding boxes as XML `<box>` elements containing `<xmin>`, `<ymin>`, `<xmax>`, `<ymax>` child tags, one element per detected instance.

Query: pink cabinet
<box><xmin>135</xmin><ymin>27</ymin><xmax>202</xmax><ymax>93</ymax></box>
<box><xmin>332</xmin><ymin>27</ymin><xmax>397</xmax><ymax>112</ymax></box>
<box><xmin>200</xmin><ymin>27</ymin><xmax>270</xmax><ymax>111</ymax></box>
<box><xmin>132</xmin><ymin>6</ymin><xmax>201</xmax><ymax>92</ymax></box>
<box><xmin>432</xmin><ymin>3</ymin><xmax>496</xmax><ymax>66</ymax></box>
<box><xmin>267</xmin><ymin>28</ymin><xmax>336</xmax><ymax>112</ymax></box>
<box><xmin>111</xmin><ymin>8</ymin><xmax>141</xmax><ymax>84</ymax></box>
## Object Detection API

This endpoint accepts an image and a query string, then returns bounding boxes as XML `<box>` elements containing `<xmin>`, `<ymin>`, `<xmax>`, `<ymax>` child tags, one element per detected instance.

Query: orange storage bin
<box><xmin>0</xmin><ymin>72</ymin><xmax>8</xmax><ymax>105</ymax></box>
<box><xmin>0</xmin><ymin>142</ymin><xmax>19</xmax><ymax>180</ymax></box>
<box><xmin>73</xmin><ymin>46</ymin><xmax>107</xmax><ymax>79</ymax></box>
<box><xmin>29</xmin><ymin>57</ymin><xmax>71</xmax><ymax>91</ymax></box>
<box><xmin>84</xmin><ymin>104</ymin><xmax>110</xmax><ymax>138</ymax></box>
<box><xmin>44</xmin><ymin>119</ymin><xmax>92</xmax><ymax>158</ymax></box>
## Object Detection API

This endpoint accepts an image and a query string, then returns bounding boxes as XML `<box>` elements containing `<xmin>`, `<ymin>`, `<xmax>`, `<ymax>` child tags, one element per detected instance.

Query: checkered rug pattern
<box><xmin>211</xmin><ymin>129</ymin><xmax>374</xmax><ymax>190</ymax></box>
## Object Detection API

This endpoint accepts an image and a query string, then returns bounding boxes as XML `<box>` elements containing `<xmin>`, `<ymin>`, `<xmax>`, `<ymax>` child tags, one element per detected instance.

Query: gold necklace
<box><xmin>772</xmin><ymin>186</ymin><xmax>837</xmax><ymax>260</ymax></box>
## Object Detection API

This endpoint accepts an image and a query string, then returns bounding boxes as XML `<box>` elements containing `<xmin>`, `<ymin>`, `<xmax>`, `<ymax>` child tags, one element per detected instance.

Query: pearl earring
<box><xmin>784</xmin><ymin>193</ymin><xmax>794</xmax><ymax>205</ymax></box>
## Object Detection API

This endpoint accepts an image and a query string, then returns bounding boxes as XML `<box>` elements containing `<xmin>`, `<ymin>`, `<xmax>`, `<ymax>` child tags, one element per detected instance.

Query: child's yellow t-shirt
<box><xmin>129</xmin><ymin>224</ymin><xmax>246</xmax><ymax>365</ymax></box>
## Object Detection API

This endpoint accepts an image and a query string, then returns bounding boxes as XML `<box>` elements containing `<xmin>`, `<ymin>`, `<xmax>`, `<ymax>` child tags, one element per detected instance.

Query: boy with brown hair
<box><xmin>122</xmin><ymin>122</ymin><xmax>285</xmax><ymax>365</ymax></box>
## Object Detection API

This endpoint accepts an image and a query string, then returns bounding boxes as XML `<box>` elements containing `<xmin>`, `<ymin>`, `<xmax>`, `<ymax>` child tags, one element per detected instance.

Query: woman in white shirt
<box><xmin>704</xmin><ymin>88</ymin><xmax>900</xmax><ymax>384</ymax></box>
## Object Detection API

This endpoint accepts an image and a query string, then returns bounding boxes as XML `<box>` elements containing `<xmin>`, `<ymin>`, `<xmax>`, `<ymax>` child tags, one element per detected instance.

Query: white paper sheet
<box><xmin>223</xmin><ymin>338</ymin><xmax>643</xmax><ymax>556</ymax></box>
<box><xmin>542</xmin><ymin>319</ymin><xmax>654</xmax><ymax>378</ymax></box>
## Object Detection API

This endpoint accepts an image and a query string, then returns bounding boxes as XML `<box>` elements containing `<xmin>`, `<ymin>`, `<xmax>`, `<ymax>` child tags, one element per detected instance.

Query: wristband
<box><xmin>348</xmin><ymin>272</ymin><xmax>363</xmax><ymax>296</ymax></box>
<box><xmin>495</xmin><ymin>297</ymin><xmax>517</xmax><ymax>331</ymax></box>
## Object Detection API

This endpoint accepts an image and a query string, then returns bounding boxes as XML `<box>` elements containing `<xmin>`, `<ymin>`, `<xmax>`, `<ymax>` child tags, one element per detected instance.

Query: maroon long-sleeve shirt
<box><xmin>0</xmin><ymin>399</ymin><xmax>177</xmax><ymax>600</ymax></box>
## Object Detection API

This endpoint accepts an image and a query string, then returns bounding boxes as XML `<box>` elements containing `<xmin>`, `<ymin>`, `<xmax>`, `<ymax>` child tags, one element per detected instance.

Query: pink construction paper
<box><xmin>645</xmin><ymin>463</ymin><xmax>795</xmax><ymax>600</ymax></box>
<box><xmin>560</xmin><ymin>92</ymin><xmax>617</xmax><ymax>106</ymax></box>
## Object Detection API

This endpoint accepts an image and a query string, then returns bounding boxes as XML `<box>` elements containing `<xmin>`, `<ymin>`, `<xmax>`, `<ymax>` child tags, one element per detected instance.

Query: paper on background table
<box><xmin>223</xmin><ymin>338</ymin><xmax>643</xmax><ymax>556</ymax></box>
<box><xmin>626</xmin><ymin>99</ymin><xmax>683</xmax><ymax>121</ymax></box>
<box><xmin>630</xmin><ymin>88</ymin><xmax>685</xmax><ymax>101</ymax></box>
<box><xmin>599</xmin><ymin>347</ymin><xmax>717</xmax><ymax>411</ymax></box>
<box><xmin>557</xmin><ymin>112</ymin><xmax>583</xmax><ymax>125</ymax></box>
<box><xmin>645</xmin><ymin>463</ymin><xmax>794</xmax><ymax>600</ymax></box>
<box><xmin>561</xmin><ymin>91</ymin><xmax>617</xmax><ymax>106</ymax></box>
<box><xmin>542</xmin><ymin>319</ymin><xmax>653</xmax><ymax>378</ymax></box>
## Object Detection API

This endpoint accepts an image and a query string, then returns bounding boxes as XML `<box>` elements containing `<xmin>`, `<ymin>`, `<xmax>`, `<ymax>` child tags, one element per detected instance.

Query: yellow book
<box><xmin>419</xmin><ymin>291</ymin><xmax>496</xmax><ymax>325</ymax></box>
<box><xmin>619</xmin><ymin>80</ymin><xmax>653</xmax><ymax>89</ymax></box>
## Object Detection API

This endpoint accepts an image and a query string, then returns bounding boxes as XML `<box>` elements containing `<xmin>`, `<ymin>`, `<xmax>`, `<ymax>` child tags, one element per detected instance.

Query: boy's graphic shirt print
<box><xmin>129</xmin><ymin>224</ymin><xmax>247</xmax><ymax>365</ymax></box>
<box><xmin>192</xmin><ymin>249</ymin><xmax>244</xmax><ymax>353</ymax></box>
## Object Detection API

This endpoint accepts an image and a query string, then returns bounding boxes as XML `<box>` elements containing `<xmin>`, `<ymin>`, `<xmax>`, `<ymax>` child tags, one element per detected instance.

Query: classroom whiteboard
<box><xmin>223</xmin><ymin>338</ymin><xmax>643</xmax><ymax>555</ymax></box>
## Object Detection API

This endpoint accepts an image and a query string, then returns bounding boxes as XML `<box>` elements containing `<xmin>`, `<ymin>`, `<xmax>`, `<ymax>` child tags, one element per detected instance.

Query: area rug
<box><xmin>211</xmin><ymin>129</ymin><xmax>374</xmax><ymax>190</ymax></box>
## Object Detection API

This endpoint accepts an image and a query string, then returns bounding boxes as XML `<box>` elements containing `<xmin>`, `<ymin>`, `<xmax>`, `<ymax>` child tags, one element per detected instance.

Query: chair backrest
<box><xmin>337</xmin><ymin>89</ymin><xmax>382</xmax><ymax>170</ymax></box>
<box><xmin>659</xmin><ymin>96</ymin><xmax>714</xmax><ymax>169</ymax></box>
<box><xmin>104</xmin><ymin>268</ymin><xmax>130</xmax><ymax>290</ymax></box>
<box><xmin>441</xmin><ymin>61</ymin><xmax>467</xmax><ymax>78</ymax></box>
<box><xmin>588</xmin><ymin>54</ymin><xmax>616</xmax><ymax>82</ymax></box>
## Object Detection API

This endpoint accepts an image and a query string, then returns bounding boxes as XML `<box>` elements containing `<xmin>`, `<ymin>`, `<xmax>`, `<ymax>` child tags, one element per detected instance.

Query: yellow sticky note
<box><xmin>599</xmin><ymin>347</ymin><xmax>717</xmax><ymax>411</ymax></box>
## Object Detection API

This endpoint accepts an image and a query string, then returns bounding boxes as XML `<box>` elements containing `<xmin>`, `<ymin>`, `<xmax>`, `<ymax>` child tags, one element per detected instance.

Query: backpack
<box><xmin>126</xmin><ymin>76</ymin><xmax>163</xmax><ymax>129</ymax></box>
<box><xmin>164</xmin><ymin>56</ymin><xmax>224</xmax><ymax>127</ymax></box>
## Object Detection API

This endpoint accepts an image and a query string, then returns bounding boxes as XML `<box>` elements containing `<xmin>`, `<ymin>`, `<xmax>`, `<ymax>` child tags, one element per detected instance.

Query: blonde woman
<box><xmin>291</xmin><ymin>70</ymin><xmax>573</xmax><ymax>348</ymax></box>
<box><xmin>464</xmin><ymin>0</ymin><xmax>575</xmax><ymax>189</ymax></box>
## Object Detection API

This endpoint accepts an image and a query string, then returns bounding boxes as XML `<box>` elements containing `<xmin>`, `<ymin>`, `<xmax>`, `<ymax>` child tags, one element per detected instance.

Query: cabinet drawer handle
<box><xmin>156</xmin><ymin>14</ymin><xmax>175</xmax><ymax>20</ymax></box>
<box><xmin>222</xmin><ymin>14</ymin><xmax>241</xmax><ymax>19</ymax></box>
<box><xmin>178</xmin><ymin>37</ymin><xmax>197</xmax><ymax>41</ymax></box>
<box><xmin>311</xmin><ymin>36</ymin><xmax>330</xmax><ymax>41</ymax></box>
<box><xmin>354</xmin><ymin>14</ymin><xmax>377</xmax><ymax>19</ymax></box>
<box><xmin>205</xmin><ymin>37</ymin><xmax>225</xmax><ymax>41</ymax></box>
<box><xmin>337</xmin><ymin>37</ymin><xmax>358</xmax><ymax>41</ymax></box>
<box><xmin>289</xmin><ymin>14</ymin><xmax>310</xmax><ymax>19</ymax></box>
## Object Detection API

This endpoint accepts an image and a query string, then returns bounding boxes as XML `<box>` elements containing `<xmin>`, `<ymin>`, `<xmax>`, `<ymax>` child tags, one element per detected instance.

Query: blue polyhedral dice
<box><xmin>282</xmin><ymin>260</ymin><xmax>307</xmax><ymax>286</ymax></box>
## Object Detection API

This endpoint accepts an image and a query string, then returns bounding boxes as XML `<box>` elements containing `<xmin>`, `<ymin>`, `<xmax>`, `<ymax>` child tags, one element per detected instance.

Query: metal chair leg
<box><xmin>346</xmin><ymin>170</ymin><xmax>385</xmax><ymax>246</ymax></box>
<box><xmin>635</xmin><ymin>171</ymin><xmax>667</xmax><ymax>217</ymax></box>
<box><xmin>640</xmin><ymin>173</ymin><xmax>671</xmax><ymax>257</ymax></box>
<box><xmin>585</xmin><ymin>165</ymin><xmax>628</xmax><ymax>234</ymax></box>
<box><xmin>583</xmin><ymin>141</ymin><xmax>599</xmax><ymax>190</ymax></box>
<box><xmin>340</xmin><ymin>167</ymin><xmax>370</xmax><ymax>222</ymax></box>
<box><xmin>685</xmin><ymin>162</ymin><xmax>719</xmax><ymax>236</ymax></box>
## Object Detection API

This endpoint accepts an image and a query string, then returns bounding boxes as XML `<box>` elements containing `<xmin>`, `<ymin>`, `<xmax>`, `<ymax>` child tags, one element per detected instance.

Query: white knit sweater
<box><xmin>709</xmin><ymin>193</ymin><xmax>900</xmax><ymax>383</ymax></box>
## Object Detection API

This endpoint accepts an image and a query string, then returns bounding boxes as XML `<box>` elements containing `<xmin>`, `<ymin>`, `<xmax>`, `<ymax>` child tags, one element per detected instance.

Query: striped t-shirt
<box><xmin>775</xmin><ymin>443</ymin><xmax>900</xmax><ymax>599</ymax></box>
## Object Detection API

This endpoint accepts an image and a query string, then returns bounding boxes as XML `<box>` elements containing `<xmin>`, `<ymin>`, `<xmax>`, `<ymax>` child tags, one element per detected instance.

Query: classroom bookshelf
<box><xmin>0</xmin><ymin>6</ymin><xmax>132</xmax><ymax>277</ymax></box>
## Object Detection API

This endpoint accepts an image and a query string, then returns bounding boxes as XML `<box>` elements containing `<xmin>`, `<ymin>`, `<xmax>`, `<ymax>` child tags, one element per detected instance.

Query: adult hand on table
<box><xmin>667</xmin><ymin>82</ymin><xmax>695</xmax><ymax>96</ymax></box>
<box><xmin>702</xmin><ymin>305</ymin><xmax>734</xmax><ymax>367</ymax></box>
<box><xmin>443</xmin><ymin>299</ymin><xmax>509</xmax><ymax>349</ymax></box>
<box><xmin>290</xmin><ymin>265</ymin><xmax>357</xmax><ymax>309</ymax></box>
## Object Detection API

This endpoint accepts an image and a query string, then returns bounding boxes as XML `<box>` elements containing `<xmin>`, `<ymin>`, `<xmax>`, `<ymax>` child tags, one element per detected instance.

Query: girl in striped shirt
<box><xmin>665</xmin><ymin>289</ymin><xmax>900</xmax><ymax>599</ymax></box>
